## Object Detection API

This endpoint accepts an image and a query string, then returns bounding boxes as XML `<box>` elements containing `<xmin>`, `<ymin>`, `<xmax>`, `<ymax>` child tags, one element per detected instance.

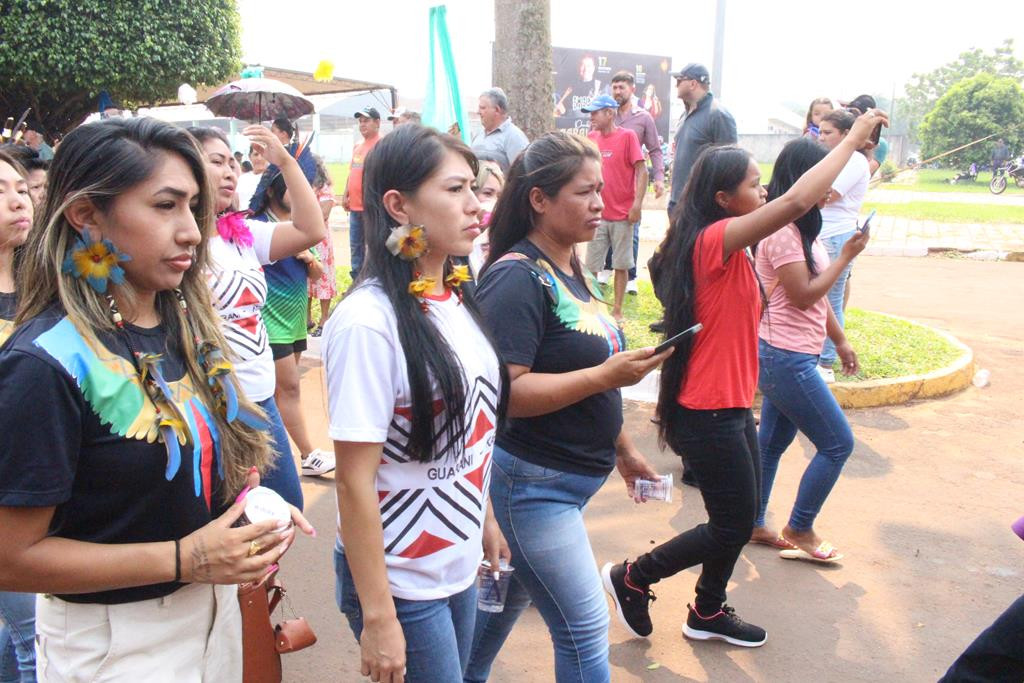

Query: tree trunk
<box><xmin>493</xmin><ymin>0</ymin><xmax>554</xmax><ymax>141</ymax></box>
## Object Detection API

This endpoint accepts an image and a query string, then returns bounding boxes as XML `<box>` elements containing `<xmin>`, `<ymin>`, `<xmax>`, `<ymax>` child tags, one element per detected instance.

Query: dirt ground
<box><xmin>279</xmin><ymin>254</ymin><xmax>1023</xmax><ymax>682</ymax></box>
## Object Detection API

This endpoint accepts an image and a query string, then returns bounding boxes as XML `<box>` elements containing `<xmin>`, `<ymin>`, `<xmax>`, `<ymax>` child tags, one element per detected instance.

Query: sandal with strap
<box><xmin>779</xmin><ymin>540</ymin><xmax>844</xmax><ymax>564</ymax></box>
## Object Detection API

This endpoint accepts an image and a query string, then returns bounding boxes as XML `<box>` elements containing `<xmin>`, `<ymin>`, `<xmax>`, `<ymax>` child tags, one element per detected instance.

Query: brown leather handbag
<box><xmin>239</xmin><ymin>571</ymin><xmax>317</xmax><ymax>683</ymax></box>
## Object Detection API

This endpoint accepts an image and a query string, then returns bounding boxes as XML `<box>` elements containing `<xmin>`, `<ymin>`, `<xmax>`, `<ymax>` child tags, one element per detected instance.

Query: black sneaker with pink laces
<box><xmin>682</xmin><ymin>603</ymin><xmax>766</xmax><ymax>647</ymax></box>
<box><xmin>601</xmin><ymin>560</ymin><xmax>656</xmax><ymax>638</ymax></box>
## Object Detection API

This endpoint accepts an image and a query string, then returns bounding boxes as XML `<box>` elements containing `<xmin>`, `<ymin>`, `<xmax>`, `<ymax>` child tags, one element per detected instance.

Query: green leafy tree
<box><xmin>0</xmin><ymin>0</ymin><xmax>241</xmax><ymax>136</ymax></box>
<box><xmin>919</xmin><ymin>73</ymin><xmax>1024</xmax><ymax>167</ymax></box>
<box><xmin>902</xmin><ymin>38</ymin><xmax>1024</xmax><ymax>144</ymax></box>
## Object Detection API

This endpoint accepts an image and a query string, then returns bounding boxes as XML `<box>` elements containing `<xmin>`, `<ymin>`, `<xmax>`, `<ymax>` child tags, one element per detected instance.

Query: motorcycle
<box><xmin>989</xmin><ymin>158</ymin><xmax>1024</xmax><ymax>194</ymax></box>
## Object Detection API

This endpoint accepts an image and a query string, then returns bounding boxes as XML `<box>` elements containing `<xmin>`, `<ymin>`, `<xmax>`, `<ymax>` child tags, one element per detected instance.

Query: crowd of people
<box><xmin>0</xmin><ymin>58</ymin><xmax>1011</xmax><ymax>683</ymax></box>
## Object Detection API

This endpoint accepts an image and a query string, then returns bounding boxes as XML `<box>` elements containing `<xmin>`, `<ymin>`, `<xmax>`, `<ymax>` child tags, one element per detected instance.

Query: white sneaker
<box><xmin>596</xmin><ymin>269</ymin><xmax>612</xmax><ymax>285</ymax></box>
<box><xmin>626</xmin><ymin>280</ymin><xmax>638</xmax><ymax>295</ymax></box>
<box><xmin>301</xmin><ymin>448</ymin><xmax>336</xmax><ymax>476</ymax></box>
<box><xmin>816</xmin><ymin>366</ymin><xmax>836</xmax><ymax>384</ymax></box>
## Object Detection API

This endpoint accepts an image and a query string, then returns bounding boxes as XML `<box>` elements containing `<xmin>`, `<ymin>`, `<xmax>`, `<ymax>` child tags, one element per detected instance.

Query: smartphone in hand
<box><xmin>654</xmin><ymin>323</ymin><xmax>703</xmax><ymax>355</ymax></box>
<box><xmin>858</xmin><ymin>209</ymin><xmax>877</xmax><ymax>236</ymax></box>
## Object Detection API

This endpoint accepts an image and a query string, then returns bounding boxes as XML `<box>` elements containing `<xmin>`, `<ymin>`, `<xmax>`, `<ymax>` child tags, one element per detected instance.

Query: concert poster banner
<box><xmin>552</xmin><ymin>46</ymin><xmax>672</xmax><ymax>143</ymax></box>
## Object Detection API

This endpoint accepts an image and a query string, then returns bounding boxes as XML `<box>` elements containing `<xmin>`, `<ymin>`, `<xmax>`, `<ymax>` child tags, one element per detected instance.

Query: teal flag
<box><xmin>422</xmin><ymin>5</ymin><xmax>469</xmax><ymax>143</ymax></box>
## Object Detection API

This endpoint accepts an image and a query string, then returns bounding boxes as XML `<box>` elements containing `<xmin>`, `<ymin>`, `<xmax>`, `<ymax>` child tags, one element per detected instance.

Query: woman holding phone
<box><xmin>748</xmin><ymin>137</ymin><xmax>868</xmax><ymax>562</ymax></box>
<box><xmin>601</xmin><ymin>109</ymin><xmax>886</xmax><ymax>647</ymax></box>
<box><xmin>815</xmin><ymin>109</ymin><xmax>871</xmax><ymax>383</ymax></box>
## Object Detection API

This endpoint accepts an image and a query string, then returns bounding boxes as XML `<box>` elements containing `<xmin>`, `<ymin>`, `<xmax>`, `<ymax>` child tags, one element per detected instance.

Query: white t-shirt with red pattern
<box><xmin>206</xmin><ymin>220</ymin><xmax>276</xmax><ymax>402</ymax></box>
<box><xmin>322</xmin><ymin>282</ymin><xmax>500</xmax><ymax>600</ymax></box>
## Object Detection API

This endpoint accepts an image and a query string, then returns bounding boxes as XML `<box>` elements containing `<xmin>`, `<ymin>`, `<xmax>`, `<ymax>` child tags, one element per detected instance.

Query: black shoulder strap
<box><xmin>494</xmin><ymin>252</ymin><xmax>559</xmax><ymax>308</ymax></box>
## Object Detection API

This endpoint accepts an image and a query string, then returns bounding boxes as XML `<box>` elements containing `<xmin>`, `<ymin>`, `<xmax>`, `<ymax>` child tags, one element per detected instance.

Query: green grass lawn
<box><xmin>876</xmin><ymin>167</ymin><xmax>1018</xmax><ymax>195</ymax></box>
<box><xmin>325</xmin><ymin>162</ymin><xmax>350</xmax><ymax>195</ymax></box>
<box><xmin>863</xmin><ymin>200</ymin><xmax>1024</xmax><ymax>224</ymax></box>
<box><xmin>828</xmin><ymin>309</ymin><xmax>962</xmax><ymax>381</ymax></box>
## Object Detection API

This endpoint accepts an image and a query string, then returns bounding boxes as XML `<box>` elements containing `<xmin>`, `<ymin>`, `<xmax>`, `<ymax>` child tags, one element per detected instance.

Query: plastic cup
<box><xmin>240</xmin><ymin>486</ymin><xmax>292</xmax><ymax>532</ymax></box>
<box><xmin>632</xmin><ymin>474</ymin><xmax>674</xmax><ymax>503</ymax></box>
<box><xmin>477</xmin><ymin>560</ymin><xmax>514</xmax><ymax>613</ymax></box>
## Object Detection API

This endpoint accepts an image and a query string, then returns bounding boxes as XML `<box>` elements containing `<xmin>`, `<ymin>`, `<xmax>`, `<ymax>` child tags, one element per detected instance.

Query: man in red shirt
<box><xmin>582</xmin><ymin>95</ymin><xmax>647</xmax><ymax>322</ymax></box>
<box><xmin>342</xmin><ymin>107</ymin><xmax>382</xmax><ymax>278</ymax></box>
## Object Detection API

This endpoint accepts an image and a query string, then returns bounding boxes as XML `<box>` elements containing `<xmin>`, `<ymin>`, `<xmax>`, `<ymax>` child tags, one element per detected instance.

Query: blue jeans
<box><xmin>349</xmin><ymin>210</ymin><xmax>365</xmax><ymax>279</ymax></box>
<box><xmin>465</xmin><ymin>446</ymin><xmax>610</xmax><ymax>683</ymax></box>
<box><xmin>0</xmin><ymin>591</ymin><xmax>35</xmax><ymax>683</ymax></box>
<box><xmin>757</xmin><ymin>340</ymin><xmax>854</xmax><ymax>531</ymax></box>
<box><xmin>820</xmin><ymin>231</ymin><xmax>856</xmax><ymax>366</ymax></box>
<box><xmin>256</xmin><ymin>397</ymin><xmax>304</xmax><ymax>511</ymax></box>
<box><xmin>603</xmin><ymin>222</ymin><xmax>640</xmax><ymax>280</ymax></box>
<box><xmin>334</xmin><ymin>546</ymin><xmax>477</xmax><ymax>683</ymax></box>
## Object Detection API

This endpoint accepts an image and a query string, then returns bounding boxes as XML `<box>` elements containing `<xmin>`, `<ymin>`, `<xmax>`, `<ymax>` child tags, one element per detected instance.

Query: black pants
<box><xmin>632</xmin><ymin>404</ymin><xmax>761</xmax><ymax>614</ymax></box>
<box><xmin>941</xmin><ymin>594</ymin><xmax>1024</xmax><ymax>682</ymax></box>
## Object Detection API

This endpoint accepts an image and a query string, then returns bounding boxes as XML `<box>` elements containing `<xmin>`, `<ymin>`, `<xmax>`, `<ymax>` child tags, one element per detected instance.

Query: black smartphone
<box><xmin>858</xmin><ymin>209</ymin><xmax>876</xmax><ymax>235</ymax></box>
<box><xmin>654</xmin><ymin>323</ymin><xmax>703</xmax><ymax>355</ymax></box>
<box><xmin>869</xmin><ymin>122</ymin><xmax>882</xmax><ymax>145</ymax></box>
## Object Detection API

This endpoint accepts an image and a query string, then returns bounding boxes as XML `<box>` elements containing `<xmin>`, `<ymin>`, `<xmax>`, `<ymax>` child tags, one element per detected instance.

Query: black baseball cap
<box><xmin>671</xmin><ymin>63</ymin><xmax>710</xmax><ymax>85</ymax></box>
<box><xmin>839</xmin><ymin>94</ymin><xmax>876</xmax><ymax>114</ymax></box>
<box><xmin>355</xmin><ymin>107</ymin><xmax>381</xmax><ymax>120</ymax></box>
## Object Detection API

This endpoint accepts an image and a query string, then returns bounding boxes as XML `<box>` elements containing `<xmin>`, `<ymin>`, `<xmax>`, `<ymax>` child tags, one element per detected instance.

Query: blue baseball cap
<box><xmin>581</xmin><ymin>94</ymin><xmax>618</xmax><ymax>113</ymax></box>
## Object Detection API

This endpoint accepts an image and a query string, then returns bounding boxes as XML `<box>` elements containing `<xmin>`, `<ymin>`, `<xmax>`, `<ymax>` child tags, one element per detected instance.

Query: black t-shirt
<box><xmin>477</xmin><ymin>239</ymin><xmax>626</xmax><ymax>475</ymax></box>
<box><xmin>0</xmin><ymin>291</ymin><xmax>16</xmax><ymax>345</ymax></box>
<box><xmin>0</xmin><ymin>308</ymin><xmax>228</xmax><ymax>604</ymax></box>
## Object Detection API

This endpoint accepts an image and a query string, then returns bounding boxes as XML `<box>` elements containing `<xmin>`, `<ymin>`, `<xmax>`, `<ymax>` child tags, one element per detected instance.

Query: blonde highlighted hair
<box><xmin>16</xmin><ymin>118</ymin><xmax>269</xmax><ymax>499</ymax></box>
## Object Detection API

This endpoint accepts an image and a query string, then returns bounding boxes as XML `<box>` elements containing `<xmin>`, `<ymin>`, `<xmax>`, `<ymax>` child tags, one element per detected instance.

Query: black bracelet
<box><xmin>174</xmin><ymin>538</ymin><xmax>182</xmax><ymax>582</ymax></box>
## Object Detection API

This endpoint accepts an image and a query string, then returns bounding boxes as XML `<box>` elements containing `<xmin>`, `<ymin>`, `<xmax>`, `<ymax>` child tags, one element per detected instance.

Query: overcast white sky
<box><xmin>238</xmin><ymin>0</ymin><xmax>1024</xmax><ymax>130</ymax></box>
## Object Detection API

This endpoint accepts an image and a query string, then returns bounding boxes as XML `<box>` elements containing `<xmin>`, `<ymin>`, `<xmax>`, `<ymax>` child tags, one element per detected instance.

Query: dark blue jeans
<box><xmin>941</xmin><ymin>594</ymin><xmax>1024</xmax><ymax>682</ymax></box>
<box><xmin>256</xmin><ymin>396</ymin><xmax>304</xmax><ymax>511</ymax></box>
<box><xmin>631</xmin><ymin>404</ymin><xmax>760</xmax><ymax>615</ymax></box>
<box><xmin>349</xmin><ymin>210</ymin><xmax>365</xmax><ymax>279</ymax></box>
<box><xmin>334</xmin><ymin>546</ymin><xmax>477</xmax><ymax>683</ymax></box>
<box><xmin>756</xmin><ymin>341</ymin><xmax>853</xmax><ymax>531</ymax></box>
<box><xmin>603</xmin><ymin>221</ymin><xmax>640</xmax><ymax>280</ymax></box>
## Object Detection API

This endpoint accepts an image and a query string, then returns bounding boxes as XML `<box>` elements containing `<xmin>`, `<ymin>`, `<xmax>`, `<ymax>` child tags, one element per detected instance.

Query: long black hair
<box><xmin>360</xmin><ymin>124</ymin><xmax>503</xmax><ymax>463</ymax></box>
<box><xmin>758</xmin><ymin>137</ymin><xmax>827</xmax><ymax>274</ymax></box>
<box><xmin>483</xmin><ymin>131</ymin><xmax>601</xmax><ymax>286</ymax></box>
<box><xmin>654</xmin><ymin>144</ymin><xmax>751</xmax><ymax>445</ymax></box>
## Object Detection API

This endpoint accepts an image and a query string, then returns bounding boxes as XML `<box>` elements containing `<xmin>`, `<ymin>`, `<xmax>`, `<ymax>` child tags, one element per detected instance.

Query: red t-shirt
<box><xmin>588</xmin><ymin>127</ymin><xmax>644</xmax><ymax>221</ymax></box>
<box><xmin>348</xmin><ymin>135</ymin><xmax>380</xmax><ymax>212</ymax></box>
<box><xmin>676</xmin><ymin>219</ymin><xmax>762</xmax><ymax>409</ymax></box>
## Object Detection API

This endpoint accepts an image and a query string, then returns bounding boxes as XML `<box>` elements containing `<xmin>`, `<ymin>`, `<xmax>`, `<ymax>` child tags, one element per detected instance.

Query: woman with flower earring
<box><xmin>322</xmin><ymin>124</ymin><xmax>508</xmax><ymax>683</ymax></box>
<box><xmin>0</xmin><ymin>118</ymin><xmax>312</xmax><ymax>681</ymax></box>
<box><xmin>0</xmin><ymin>150</ymin><xmax>36</xmax><ymax>683</ymax></box>
<box><xmin>188</xmin><ymin>126</ymin><xmax>326</xmax><ymax>509</ymax></box>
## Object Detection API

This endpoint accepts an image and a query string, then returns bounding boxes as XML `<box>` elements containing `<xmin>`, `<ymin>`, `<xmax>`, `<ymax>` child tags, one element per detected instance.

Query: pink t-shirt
<box><xmin>756</xmin><ymin>225</ymin><xmax>832</xmax><ymax>354</ymax></box>
<box><xmin>588</xmin><ymin>127</ymin><xmax>644</xmax><ymax>221</ymax></box>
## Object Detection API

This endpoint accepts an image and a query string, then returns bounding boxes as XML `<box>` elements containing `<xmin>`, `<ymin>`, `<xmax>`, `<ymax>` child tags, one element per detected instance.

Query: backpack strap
<box><xmin>494</xmin><ymin>252</ymin><xmax>559</xmax><ymax>308</ymax></box>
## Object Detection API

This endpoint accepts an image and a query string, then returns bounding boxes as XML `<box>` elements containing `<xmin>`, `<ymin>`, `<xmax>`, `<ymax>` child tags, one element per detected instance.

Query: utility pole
<box><xmin>712</xmin><ymin>0</ymin><xmax>726</xmax><ymax>97</ymax></box>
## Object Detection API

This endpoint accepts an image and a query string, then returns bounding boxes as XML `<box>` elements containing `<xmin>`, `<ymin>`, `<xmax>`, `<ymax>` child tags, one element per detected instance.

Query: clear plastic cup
<box><xmin>631</xmin><ymin>474</ymin><xmax>674</xmax><ymax>503</ymax></box>
<box><xmin>477</xmin><ymin>560</ymin><xmax>514</xmax><ymax>613</ymax></box>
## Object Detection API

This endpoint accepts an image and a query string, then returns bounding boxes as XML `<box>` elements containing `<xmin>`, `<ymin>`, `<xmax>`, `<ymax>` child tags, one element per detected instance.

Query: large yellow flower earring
<box><xmin>62</xmin><ymin>228</ymin><xmax>131</xmax><ymax>293</ymax></box>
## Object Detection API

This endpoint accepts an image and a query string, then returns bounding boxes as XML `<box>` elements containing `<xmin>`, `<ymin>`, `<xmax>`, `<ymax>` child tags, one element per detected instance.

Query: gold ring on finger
<box><xmin>248</xmin><ymin>540</ymin><xmax>261</xmax><ymax>557</ymax></box>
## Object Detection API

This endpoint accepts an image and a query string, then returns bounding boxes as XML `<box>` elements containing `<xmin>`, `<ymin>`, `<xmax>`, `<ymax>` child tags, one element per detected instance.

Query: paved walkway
<box><xmin>283</xmin><ymin>255</ymin><xmax>1024</xmax><ymax>682</ymax></box>
<box><xmin>865</xmin><ymin>188</ymin><xmax>1024</xmax><ymax>206</ymax></box>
